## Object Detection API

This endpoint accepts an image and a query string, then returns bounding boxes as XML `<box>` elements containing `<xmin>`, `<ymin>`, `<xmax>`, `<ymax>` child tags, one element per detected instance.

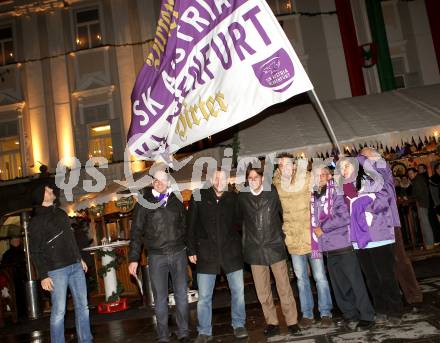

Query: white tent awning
<box><xmin>238</xmin><ymin>84</ymin><xmax>440</xmax><ymax>157</ymax></box>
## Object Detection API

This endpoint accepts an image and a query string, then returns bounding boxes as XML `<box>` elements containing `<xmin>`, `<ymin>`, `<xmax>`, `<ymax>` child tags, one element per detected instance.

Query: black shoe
<box><xmin>233</xmin><ymin>327</ymin><xmax>248</xmax><ymax>339</ymax></box>
<box><xmin>287</xmin><ymin>324</ymin><xmax>301</xmax><ymax>336</ymax></box>
<box><xmin>356</xmin><ymin>320</ymin><xmax>375</xmax><ymax>331</ymax></box>
<box><xmin>179</xmin><ymin>337</ymin><xmax>191</xmax><ymax>343</ymax></box>
<box><xmin>194</xmin><ymin>335</ymin><xmax>213</xmax><ymax>343</ymax></box>
<box><xmin>263</xmin><ymin>325</ymin><xmax>280</xmax><ymax>337</ymax></box>
<box><xmin>375</xmin><ymin>313</ymin><xmax>387</xmax><ymax>325</ymax></box>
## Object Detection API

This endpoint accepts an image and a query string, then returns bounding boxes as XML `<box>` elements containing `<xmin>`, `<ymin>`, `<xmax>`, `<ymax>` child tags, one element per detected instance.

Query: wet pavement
<box><xmin>2</xmin><ymin>259</ymin><xmax>440</xmax><ymax>342</ymax></box>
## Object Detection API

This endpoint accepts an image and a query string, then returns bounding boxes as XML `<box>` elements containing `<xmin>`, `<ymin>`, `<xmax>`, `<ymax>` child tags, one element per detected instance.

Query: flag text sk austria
<box><xmin>128</xmin><ymin>0</ymin><xmax>313</xmax><ymax>159</ymax></box>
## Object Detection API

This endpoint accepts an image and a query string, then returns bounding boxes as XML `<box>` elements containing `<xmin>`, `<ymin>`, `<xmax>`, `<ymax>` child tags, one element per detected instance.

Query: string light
<box><xmin>275</xmin><ymin>10</ymin><xmax>337</xmax><ymax>18</ymax></box>
<box><xmin>274</xmin><ymin>0</ymin><xmax>414</xmax><ymax>18</ymax></box>
<box><xmin>0</xmin><ymin>37</ymin><xmax>153</xmax><ymax>69</ymax></box>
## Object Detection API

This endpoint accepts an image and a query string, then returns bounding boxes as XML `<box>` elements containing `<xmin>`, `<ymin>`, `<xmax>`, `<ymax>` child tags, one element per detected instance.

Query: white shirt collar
<box><xmin>250</xmin><ymin>187</ymin><xmax>263</xmax><ymax>196</ymax></box>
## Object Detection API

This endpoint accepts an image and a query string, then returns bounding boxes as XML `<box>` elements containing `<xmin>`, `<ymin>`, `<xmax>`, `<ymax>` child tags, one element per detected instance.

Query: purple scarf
<box><xmin>310</xmin><ymin>180</ymin><xmax>334</xmax><ymax>259</ymax></box>
<box><xmin>343</xmin><ymin>182</ymin><xmax>358</xmax><ymax>207</ymax></box>
<box><xmin>154</xmin><ymin>192</ymin><xmax>169</xmax><ymax>205</ymax></box>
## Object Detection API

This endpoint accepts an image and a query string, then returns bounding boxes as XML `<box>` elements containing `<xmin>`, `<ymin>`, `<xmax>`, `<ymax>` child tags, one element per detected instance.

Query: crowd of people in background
<box><xmin>126</xmin><ymin>146</ymin><xmax>429</xmax><ymax>343</ymax></box>
<box><xmin>394</xmin><ymin>162</ymin><xmax>440</xmax><ymax>249</ymax></box>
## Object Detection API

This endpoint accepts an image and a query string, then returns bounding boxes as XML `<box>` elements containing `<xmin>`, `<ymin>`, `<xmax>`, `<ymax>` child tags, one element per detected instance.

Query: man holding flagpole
<box><xmin>128</xmin><ymin>166</ymin><xmax>190</xmax><ymax>343</ymax></box>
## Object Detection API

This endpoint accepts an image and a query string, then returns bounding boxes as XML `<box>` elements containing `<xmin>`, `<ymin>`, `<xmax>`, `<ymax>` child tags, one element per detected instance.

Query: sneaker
<box><xmin>356</xmin><ymin>320</ymin><xmax>375</xmax><ymax>331</ymax></box>
<box><xmin>375</xmin><ymin>313</ymin><xmax>387</xmax><ymax>325</ymax></box>
<box><xmin>346</xmin><ymin>319</ymin><xmax>359</xmax><ymax>331</ymax></box>
<box><xmin>335</xmin><ymin>318</ymin><xmax>346</xmax><ymax>327</ymax></box>
<box><xmin>233</xmin><ymin>327</ymin><xmax>248</xmax><ymax>339</ymax></box>
<box><xmin>263</xmin><ymin>325</ymin><xmax>280</xmax><ymax>337</ymax></box>
<box><xmin>386</xmin><ymin>316</ymin><xmax>402</xmax><ymax>327</ymax></box>
<box><xmin>298</xmin><ymin>317</ymin><xmax>315</xmax><ymax>329</ymax></box>
<box><xmin>320</xmin><ymin>316</ymin><xmax>333</xmax><ymax>328</ymax></box>
<box><xmin>178</xmin><ymin>337</ymin><xmax>191</xmax><ymax>343</ymax></box>
<box><xmin>287</xmin><ymin>324</ymin><xmax>301</xmax><ymax>336</ymax></box>
<box><xmin>194</xmin><ymin>334</ymin><xmax>213</xmax><ymax>343</ymax></box>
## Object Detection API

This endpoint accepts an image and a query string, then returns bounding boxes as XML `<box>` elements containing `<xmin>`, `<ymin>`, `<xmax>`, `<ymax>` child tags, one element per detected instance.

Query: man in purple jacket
<box><xmin>360</xmin><ymin>148</ymin><xmax>422</xmax><ymax>305</ymax></box>
<box><xmin>312</xmin><ymin>166</ymin><xmax>375</xmax><ymax>331</ymax></box>
<box><xmin>344</xmin><ymin>150</ymin><xmax>403</xmax><ymax>326</ymax></box>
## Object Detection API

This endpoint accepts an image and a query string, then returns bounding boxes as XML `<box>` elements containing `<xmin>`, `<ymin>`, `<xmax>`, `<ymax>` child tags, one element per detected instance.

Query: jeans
<box><xmin>417</xmin><ymin>206</ymin><xmax>435</xmax><ymax>246</ymax></box>
<box><xmin>197</xmin><ymin>269</ymin><xmax>246</xmax><ymax>336</ymax></box>
<box><xmin>291</xmin><ymin>254</ymin><xmax>332</xmax><ymax>319</ymax></box>
<box><xmin>149</xmin><ymin>249</ymin><xmax>189</xmax><ymax>342</ymax></box>
<box><xmin>48</xmin><ymin>262</ymin><xmax>92</xmax><ymax>343</ymax></box>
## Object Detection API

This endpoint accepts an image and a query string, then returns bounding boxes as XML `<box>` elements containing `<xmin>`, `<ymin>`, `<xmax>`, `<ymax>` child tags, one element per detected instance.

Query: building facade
<box><xmin>0</xmin><ymin>0</ymin><xmax>160</xmax><ymax>181</ymax></box>
<box><xmin>268</xmin><ymin>0</ymin><xmax>440</xmax><ymax>100</ymax></box>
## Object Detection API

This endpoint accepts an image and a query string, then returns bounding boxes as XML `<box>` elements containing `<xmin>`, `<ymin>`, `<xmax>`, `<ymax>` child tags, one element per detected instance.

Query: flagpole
<box><xmin>308</xmin><ymin>89</ymin><xmax>342</xmax><ymax>154</ymax></box>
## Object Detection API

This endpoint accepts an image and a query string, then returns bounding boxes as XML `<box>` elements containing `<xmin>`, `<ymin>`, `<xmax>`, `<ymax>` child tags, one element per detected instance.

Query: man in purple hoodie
<box><xmin>341</xmin><ymin>150</ymin><xmax>403</xmax><ymax>326</ymax></box>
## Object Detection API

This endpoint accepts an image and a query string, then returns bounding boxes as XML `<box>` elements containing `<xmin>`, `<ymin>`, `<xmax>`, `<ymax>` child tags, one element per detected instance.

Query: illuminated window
<box><xmin>75</xmin><ymin>8</ymin><xmax>102</xmax><ymax>49</ymax></box>
<box><xmin>266</xmin><ymin>0</ymin><xmax>293</xmax><ymax>16</ymax></box>
<box><xmin>0</xmin><ymin>26</ymin><xmax>14</xmax><ymax>65</ymax></box>
<box><xmin>88</xmin><ymin>123</ymin><xmax>113</xmax><ymax>162</ymax></box>
<box><xmin>0</xmin><ymin>136</ymin><xmax>22</xmax><ymax>180</ymax></box>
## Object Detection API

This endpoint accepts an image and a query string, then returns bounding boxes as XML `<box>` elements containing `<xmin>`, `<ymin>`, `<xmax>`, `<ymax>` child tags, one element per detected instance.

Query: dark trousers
<box><xmin>327</xmin><ymin>251</ymin><xmax>375</xmax><ymax>321</ymax></box>
<box><xmin>394</xmin><ymin>227</ymin><xmax>423</xmax><ymax>304</ymax></box>
<box><xmin>149</xmin><ymin>249</ymin><xmax>189</xmax><ymax>342</ymax></box>
<box><xmin>356</xmin><ymin>244</ymin><xmax>403</xmax><ymax>317</ymax></box>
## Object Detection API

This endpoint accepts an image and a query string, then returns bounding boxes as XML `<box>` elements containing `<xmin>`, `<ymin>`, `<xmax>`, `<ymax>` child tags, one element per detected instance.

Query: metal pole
<box><xmin>21</xmin><ymin>211</ymin><xmax>41</xmax><ymax>319</ymax></box>
<box><xmin>21</xmin><ymin>212</ymin><xmax>33</xmax><ymax>281</ymax></box>
<box><xmin>308</xmin><ymin>89</ymin><xmax>342</xmax><ymax>154</ymax></box>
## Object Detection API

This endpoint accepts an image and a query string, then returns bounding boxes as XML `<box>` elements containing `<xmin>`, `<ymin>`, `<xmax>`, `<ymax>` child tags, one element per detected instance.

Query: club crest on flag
<box><xmin>252</xmin><ymin>48</ymin><xmax>296</xmax><ymax>92</ymax></box>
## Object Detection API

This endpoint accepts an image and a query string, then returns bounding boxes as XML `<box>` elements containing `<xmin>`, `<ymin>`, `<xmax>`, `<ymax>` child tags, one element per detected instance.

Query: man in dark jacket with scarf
<box><xmin>29</xmin><ymin>182</ymin><xmax>92</xmax><ymax>343</ymax></box>
<box><xmin>187</xmin><ymin>168</ymin><xmax>247</xmax><ymax>343</ymax></box>
<box><xmin>128</xmin><ymin>168</ymin><xmax>189</xmax><ymax>343</ymax></box>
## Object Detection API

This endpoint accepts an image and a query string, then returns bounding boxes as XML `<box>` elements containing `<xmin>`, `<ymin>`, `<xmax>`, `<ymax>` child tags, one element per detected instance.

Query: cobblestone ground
<box><xmin>3</xmin><ymin>276</ymin><xmax>440</xmax><ymax>342</ymax></box>
<box><xmin>188</xmin><ymin>276</ymin><xmax>440</xmax><ymax>343</ymax></box>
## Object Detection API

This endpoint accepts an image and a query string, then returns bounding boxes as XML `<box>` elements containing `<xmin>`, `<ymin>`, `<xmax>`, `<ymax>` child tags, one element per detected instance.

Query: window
<box><xmin>0</xmin><ymin>120</ymin><xmax>21</xmax><ymax>180</ymax></box>
<box><xmin>0</xmin><ymin>26</ymin><xmax>14</xmax><ymax>65</ymax></box>
<box><xmin>88</xmin><ymin>123</ymin><xmax>113</xmax><ymax>162</ymax></box>
<box><xmin>267</xmin><ymin>0</ymin><xmax>293</xmax><ymax>16</ymax></box>
<box><xmin>391</xmin><ymin>56</ymin><xmax>407</xmax><ymax>89</ymax></box>
<box><xmin>75</xmin><ymin>8</ymin><xmax>102</xmax><ymax>49</ymax></box>
<box><xmin>0</xmin><ymin>136</ymin><xmax>22</xmax><ymax>180</ymax></box>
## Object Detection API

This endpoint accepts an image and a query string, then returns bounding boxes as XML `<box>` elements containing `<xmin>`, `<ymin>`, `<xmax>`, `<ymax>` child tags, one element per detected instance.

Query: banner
<box><xmin>128</xmin><ymin>0</ymin><xmax>313</xmax><ymax>159</ymax></box>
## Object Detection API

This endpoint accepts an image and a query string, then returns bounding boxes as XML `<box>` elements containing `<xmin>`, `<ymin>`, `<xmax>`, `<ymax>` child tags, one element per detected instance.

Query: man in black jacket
<box><xmin>238</xmin><ymin>167</ymin><xmax>300</xmax><ymax>337</ymax></box>
<box><xmin>128</xmin><ymin>168</ymin><xmax>189</xmax><ymax>343</ymax></box>
<box><xmin>408</xmin><ymin>168</ymin><xmax>435</xmax><ymax>248</ymax></box>
<box><xmin>29</xmin><ymin>182</ymin><xmax>92</xmax><ymax>343</ymax></box>
<box><xmin>1</xmin><ymin>225</ymin><xmax>27</xmax><ymax>318</ymax></box>
<box><xmin>187</xmin><ymin>169</ymin><xmax>247</xmax><ymax>343</ymax></box>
